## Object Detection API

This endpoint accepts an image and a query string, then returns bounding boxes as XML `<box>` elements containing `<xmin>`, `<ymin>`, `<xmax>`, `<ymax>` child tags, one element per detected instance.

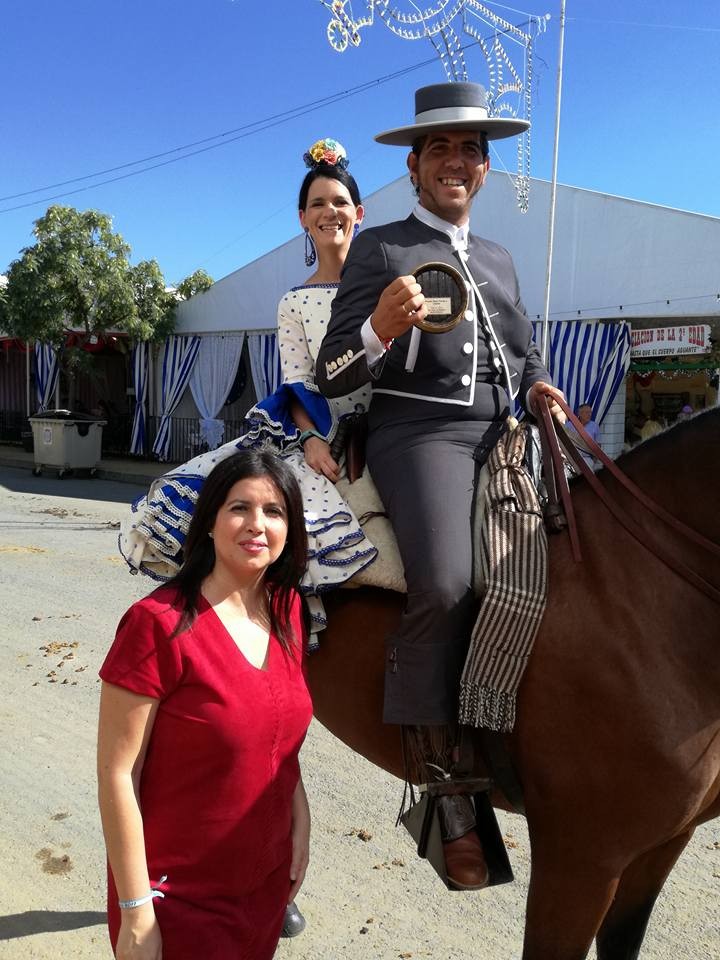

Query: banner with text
<box><xmin>630</xmin><ymin>324</ymin><xmax>711</xmax><ymax>359</ymax></box>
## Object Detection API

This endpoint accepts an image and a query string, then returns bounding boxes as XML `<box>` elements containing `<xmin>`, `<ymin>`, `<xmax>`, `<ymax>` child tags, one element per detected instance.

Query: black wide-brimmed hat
<box><xmin>375</xmin><ymin>82</ymin><xmax>529</xmax><ymax>146</ymax></box>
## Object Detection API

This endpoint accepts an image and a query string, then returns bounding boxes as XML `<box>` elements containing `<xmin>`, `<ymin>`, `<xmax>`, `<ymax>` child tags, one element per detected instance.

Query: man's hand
<box><xmin>528</xmin><ymin>381</ymin><xmax>567</xmax><ymax>423</ymax></box>
<box><xmin>302</xmin><ymin>437</ymin><xmax>340</xmax><ymax>483</ymax></box>
<box><xmin>370</xmin><ymin>275</ymin><xmax>427</xmax><ymax>342</ymax></box>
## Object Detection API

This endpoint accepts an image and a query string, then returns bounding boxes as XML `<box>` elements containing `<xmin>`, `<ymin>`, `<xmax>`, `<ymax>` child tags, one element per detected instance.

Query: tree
<box><xmin>0</xmin><ymin>279</ymin><xmax>8</xmax><ymax>332</ymax></box>
<box><xmin>129</xmin><ymin>258</ymin><xmax>177</xmax><ymax>342</ymax></box>
<box><xmin>175</xmin><ymin>268</ymin><xmax>214</xmax><ymax>301</ymax></box>
<box><xmin>3</xmin><ymin>205</ymin><xmax>177</xmax><ymax>407</ymax></box>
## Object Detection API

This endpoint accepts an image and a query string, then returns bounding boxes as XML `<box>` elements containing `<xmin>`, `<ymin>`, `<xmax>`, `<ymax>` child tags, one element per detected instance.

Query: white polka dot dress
<box><xmin>119</xmin><ymin>284</ymin><xmax>377</xmax><ymax>637</ymax></box>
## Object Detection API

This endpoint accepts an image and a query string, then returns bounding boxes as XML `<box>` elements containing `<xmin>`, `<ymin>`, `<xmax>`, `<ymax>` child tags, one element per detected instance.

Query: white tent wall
<box><xmin>169</xmin><ymin>173</ymin><xmax>720</xmax><ymax>459</ymax></box>
<box><xmin>599</xmin><ymin>387</ymin><xmax>626</xmax><ymax>459</ymax></box>
<box><xmin>174</xmin><ymin>171</ymin><xmax>720</xmax><ymax>336</ymax></box>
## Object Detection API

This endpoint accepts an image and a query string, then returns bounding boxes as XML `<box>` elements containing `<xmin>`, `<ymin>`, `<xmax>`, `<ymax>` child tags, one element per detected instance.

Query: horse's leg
<box><xmin>522</xmin><ymin>849</ymin><xmax>619</xmax><ymax>960</ymax></box>
<box><xmin>595</xmin><ymin>829</ymin><xmax>694</xmax><ymax>960</ymax></box>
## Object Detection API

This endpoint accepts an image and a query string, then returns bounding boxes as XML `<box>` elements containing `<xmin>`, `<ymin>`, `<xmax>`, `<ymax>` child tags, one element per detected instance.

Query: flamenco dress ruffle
<box><xmin>119</xmin><ymin>381</ymin><xmax>377</xmax><ymax>639</ymax></box>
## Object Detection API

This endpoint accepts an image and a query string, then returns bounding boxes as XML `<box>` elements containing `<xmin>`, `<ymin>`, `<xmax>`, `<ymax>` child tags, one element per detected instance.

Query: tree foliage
<box><xmin>175</xmin><ymin>268</ymin><xmax>214</xmax><ymax>301</ymax></box>
<box><xmin>3</xmin><ymin>205</ymin><xmax>176</xmax><ymax>346</ymax></box>
<box><xmin>129</xmin><ymin>258</ymin><xmax>177</xmax><ymax>342</ymax></box>
<box><xmin>0</xmin><ymin>280</ymin><xmax>8</xmax><ymax>332</ymax></box>
<box><xmin>3</xmin><ymin>205</ymin><xmax>215</xmax><ymax>409</ymax></box>
<box><xmin>2</xmin><ymin>205</ymin><xmax>185</xmax><ymax>409</ymax></box>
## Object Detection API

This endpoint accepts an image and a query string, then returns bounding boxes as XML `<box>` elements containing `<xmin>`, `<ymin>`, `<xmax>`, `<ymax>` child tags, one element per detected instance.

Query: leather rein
<box><xmin>535</xmin><ymin>392</ymin><xmax>720</xmax><ymax>606</ymax></box>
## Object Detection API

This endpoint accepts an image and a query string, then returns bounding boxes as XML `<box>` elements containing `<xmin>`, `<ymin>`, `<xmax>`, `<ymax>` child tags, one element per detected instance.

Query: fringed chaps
<box><xmin>459</xmin><ymin>424</ymin><xmax>548</xmax><ymax>732</ymax></box>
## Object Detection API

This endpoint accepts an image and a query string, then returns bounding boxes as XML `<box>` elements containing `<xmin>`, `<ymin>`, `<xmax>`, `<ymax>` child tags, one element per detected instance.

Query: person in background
<box><xmin>677</xmin><ymin>403</ymin><xmax>694</xmax><ymax>421</ymax></box>
<box><xmin>98</xmin><ymin>450</ymin><xmax>312</xmax><ymax>960</ymax></box>
<box><xmin>567</xmin><ymin>402</ymin><xmax>601</xmax><ymax>469</ymax></box>
<box><xmin>640</xmin><ymin>409</ymin><xmax>664</xmax><ymax>442</ymax></box>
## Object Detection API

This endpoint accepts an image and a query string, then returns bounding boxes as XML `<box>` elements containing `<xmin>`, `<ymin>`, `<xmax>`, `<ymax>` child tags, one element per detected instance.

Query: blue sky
<box><xmin>1</xmin><ymin>1</ymin><xmax>718</xmax><ymax>285</ymax></box>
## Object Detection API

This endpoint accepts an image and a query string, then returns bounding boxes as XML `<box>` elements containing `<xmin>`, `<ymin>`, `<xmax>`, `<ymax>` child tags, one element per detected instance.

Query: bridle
<box><xmin>535</xmin><ymin>392</ymin><xmax>720</xmax><ymax>606</ymax></box>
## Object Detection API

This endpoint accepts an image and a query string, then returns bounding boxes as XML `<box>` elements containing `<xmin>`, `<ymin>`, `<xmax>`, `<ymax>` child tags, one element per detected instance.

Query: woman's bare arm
<box><xmin>97</xmin><ymin>681</ymin><xmax>162</xmax><ymax>959</ymax></box>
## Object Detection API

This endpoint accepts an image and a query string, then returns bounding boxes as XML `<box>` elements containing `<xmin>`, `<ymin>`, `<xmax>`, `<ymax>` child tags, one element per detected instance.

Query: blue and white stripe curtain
<box><xmin>152</xmin><ymin>335</ymin><xmax>201</xmax><ymax>461</ymax></box>
<box><xmin>33</xmin><ymin>342</ymin><xmax>59</xmax><ymax>412</ymax></box>
<box><xmin>129</xmin><ymin>341</ymin><xmax>150</xmax><ymax>456</ymax></box>
<box><xmin>247</xmin><ymin>333</ymin><xmax>282</xmax><ymax>403</ymax></box>
<box><xmin>532</xmin><ymin>320</ymin><xmax>631</xmax><ymax>423</ymax></box>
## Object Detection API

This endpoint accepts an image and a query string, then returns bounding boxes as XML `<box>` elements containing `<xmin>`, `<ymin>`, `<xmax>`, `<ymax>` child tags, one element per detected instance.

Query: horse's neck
<box><xmin>616</xmin><ymin>411</ymin><xmax>720</xmax><ymax>546</ymax></box>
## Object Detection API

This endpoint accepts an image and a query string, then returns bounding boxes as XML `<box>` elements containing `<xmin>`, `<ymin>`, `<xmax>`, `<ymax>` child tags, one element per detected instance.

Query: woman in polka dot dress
<box><xmin>120</xmin><ymin>140</ymin><xmax>377</xmax><ymax>638</ymax></box>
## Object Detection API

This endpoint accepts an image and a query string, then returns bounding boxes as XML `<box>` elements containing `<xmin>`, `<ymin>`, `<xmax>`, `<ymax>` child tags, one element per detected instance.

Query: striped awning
<box><xmin>533</xmin><ymin>320</ymin><xmax>631</xmax><ymax>422</ymax></box>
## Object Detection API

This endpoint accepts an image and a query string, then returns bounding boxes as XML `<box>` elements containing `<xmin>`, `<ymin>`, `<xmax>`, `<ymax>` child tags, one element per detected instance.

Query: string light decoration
<box><xmin>318</xmin><ymin>1</ymin><xmax>550</xmax><ymax>210</ymax></box>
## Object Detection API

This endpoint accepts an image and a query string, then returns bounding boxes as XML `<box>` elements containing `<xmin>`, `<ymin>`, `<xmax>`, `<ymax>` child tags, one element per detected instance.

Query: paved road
<box><xmin>0</xmin><ymin>466</ymin><xmax>717</xmax><ymax>959</ymax></box>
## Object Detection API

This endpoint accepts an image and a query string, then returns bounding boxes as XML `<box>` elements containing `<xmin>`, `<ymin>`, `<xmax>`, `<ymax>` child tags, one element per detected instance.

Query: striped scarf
<box><xmin>459</xmin><ymin>424</ymin><xmax>548</xmax><ymax>732</ymax></box>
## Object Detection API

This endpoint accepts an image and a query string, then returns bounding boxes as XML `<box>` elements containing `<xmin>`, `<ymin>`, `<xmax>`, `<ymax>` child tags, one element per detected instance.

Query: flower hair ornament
<box><xmin>303</xmin><ymin>137</ymin><xmax>349</xmax><ymax>170</ymax></box>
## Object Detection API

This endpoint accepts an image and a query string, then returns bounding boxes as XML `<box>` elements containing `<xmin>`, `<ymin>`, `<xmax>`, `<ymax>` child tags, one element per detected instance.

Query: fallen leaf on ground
<box><xmin>344</xmin><ymin>827</ymin><xmax>373</xmax><ymax>842</ymax></box>
<box><xmin>40</xmin><ymin>641</ymin><xmax>78</xmax><ymax>656</ymax></box>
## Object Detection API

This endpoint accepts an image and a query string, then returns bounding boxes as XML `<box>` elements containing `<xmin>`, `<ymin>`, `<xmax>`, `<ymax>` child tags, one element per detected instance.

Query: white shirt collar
<box><xmin>412</xmin><ymin>204</ymin><xmax>469</xmax><ymax>251</ymax></box>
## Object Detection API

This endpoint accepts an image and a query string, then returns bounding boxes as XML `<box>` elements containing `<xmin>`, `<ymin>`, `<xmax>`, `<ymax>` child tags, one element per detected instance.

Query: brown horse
<box><xmin>307</xmin><ymin>407</ymin><xmax>720</xmax><ymax>960</ymax></box>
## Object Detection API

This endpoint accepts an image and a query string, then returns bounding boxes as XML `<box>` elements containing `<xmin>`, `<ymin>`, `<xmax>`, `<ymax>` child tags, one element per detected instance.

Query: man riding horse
<box><xmin>316</xmin><ymin>81</ymin><xmax>565</xmax><ymax>890</ymax></box>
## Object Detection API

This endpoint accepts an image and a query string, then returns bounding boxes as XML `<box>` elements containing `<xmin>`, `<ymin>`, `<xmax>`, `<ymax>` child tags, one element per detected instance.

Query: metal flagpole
<box><xmin>541</xmin><ymin>0</ymin><xmax>567</xmax><ymax>367</ymax></box>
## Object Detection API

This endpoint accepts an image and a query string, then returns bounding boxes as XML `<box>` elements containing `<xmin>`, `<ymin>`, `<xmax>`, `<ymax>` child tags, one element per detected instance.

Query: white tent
<box><xmin>169</xmin><ymin>173</ymin><xmax>719</xmax><ymax>458</ymax></box>
<box><xmin>175</xmin><ymin>171</ymin><xmax>720</xmax><ymax>335</ymax></box>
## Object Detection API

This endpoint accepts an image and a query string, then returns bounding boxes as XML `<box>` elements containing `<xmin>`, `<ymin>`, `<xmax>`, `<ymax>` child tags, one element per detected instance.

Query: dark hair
<box><xmin>168</xmin><ymin>450</ymin><xmax>308</xmax><ymax>652</ymax></box>
<box><xmin>298</xmin><ymin>162</ymin><xmax>362</xmax><ymax>210</ymax></box>
<box><xmin>411</xmin><ymin>131</ymin><xmax>490</xmax><ymax>160</ymax></box>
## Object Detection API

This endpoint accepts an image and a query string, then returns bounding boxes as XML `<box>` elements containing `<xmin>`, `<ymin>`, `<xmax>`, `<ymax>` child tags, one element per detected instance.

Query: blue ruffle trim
<box><xmin>245</xmin><ymin>382</ymin><xmax>334</xmax><ymax>449</ymax></box>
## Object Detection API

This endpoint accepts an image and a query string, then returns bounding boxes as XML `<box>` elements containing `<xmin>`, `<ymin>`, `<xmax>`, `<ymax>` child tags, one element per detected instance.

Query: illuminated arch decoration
<box><xmin>319</xmin><ymin>1</ymin><xmax>550</xmax><ymax>211</ymax></box>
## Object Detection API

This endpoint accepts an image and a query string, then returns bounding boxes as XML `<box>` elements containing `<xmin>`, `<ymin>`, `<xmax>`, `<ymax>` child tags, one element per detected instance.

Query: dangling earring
<box><xmin>352</xmin><ymin>223</ymin><xmax>360</xmax><ymax>239</ymax></box>
<box><xmin>304</xmin><ymin>228</ymin><xmax>316</xmax><ymax>267</ymax></box>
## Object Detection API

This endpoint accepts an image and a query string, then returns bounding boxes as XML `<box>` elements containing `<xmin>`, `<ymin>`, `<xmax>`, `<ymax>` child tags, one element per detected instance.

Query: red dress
<box><xmin>100</xmin><ymin>586</ymin><xmax>313</xmax><ymax>960</ymax></box>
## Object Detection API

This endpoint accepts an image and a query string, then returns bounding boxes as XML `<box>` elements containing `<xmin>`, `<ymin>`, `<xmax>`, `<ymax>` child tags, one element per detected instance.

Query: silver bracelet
<box><xmin>118</xmin><ymin>876</ymin><xmax>167</xmax><ymax>909</ymax></box>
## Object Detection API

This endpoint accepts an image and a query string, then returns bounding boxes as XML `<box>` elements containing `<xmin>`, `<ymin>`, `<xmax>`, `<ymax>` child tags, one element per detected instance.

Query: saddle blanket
<box><xmin>336</xmin><ymin>463</ymin><xmax>491</xmax><ymax>596</ymax></box>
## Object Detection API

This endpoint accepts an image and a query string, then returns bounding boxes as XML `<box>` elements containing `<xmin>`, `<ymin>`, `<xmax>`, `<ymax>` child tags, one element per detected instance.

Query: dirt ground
<box><xmin>0</xmin><ymin>466</ymin><xmax>717</xmax><ymax>959</ymax></box>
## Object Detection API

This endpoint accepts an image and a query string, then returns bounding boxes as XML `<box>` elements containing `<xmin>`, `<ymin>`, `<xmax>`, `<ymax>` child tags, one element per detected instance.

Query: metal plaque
<box><xmin>412</xmin><ymin>261</ymin><xmax>469</xmax><ymax>334</ymax></box>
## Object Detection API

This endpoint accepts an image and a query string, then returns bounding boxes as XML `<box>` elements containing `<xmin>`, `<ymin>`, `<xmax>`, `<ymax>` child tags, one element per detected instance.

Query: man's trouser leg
<box><xmin>368</xmin><ymin>426</ymin><xmax>489</xmax><ymax>889</ymax></box>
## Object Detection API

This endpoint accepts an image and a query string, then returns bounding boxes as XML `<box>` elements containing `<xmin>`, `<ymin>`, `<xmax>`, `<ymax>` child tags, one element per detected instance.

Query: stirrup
<box><xmin>400</xmin><ymin>778</ymin><xmax>514</xmax><ymax>890</ymax></box>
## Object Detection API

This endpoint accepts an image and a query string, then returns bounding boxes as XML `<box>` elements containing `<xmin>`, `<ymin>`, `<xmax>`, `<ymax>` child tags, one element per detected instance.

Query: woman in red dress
<box><xmin>98</xmin><ymin>450</ymin><xmax>312</xmax><ymax>960</ymax></box>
